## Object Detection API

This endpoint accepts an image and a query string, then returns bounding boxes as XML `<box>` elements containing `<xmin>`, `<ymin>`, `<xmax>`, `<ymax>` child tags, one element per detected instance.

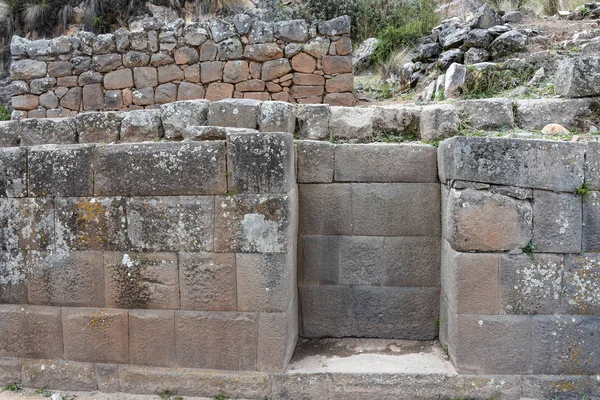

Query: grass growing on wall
<box><xmin>0</xmin><ymin>105</ymin><xmax>10</xmax><ymax>121</ymax></box>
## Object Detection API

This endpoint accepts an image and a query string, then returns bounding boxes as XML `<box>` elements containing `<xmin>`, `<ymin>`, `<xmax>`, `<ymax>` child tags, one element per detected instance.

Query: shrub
<box><xmin>462</xmin><ymin>65</ymin><xmax>536</xmax><ymax>98</ymax></box>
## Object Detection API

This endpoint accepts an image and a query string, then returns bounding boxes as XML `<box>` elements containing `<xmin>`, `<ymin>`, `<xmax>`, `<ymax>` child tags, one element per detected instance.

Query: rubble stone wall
<box><xmin>439</xmin><ymin>136</ymin><xmax>600</xmax><ymax>380</ymax></box>
<box><xmin>0</xmin><ymin>130</ymin><xmax>299</xmax><ymax>374</ymax></box>
<box><xmin>9</xmin><ymin>15</ymin><xmax>354</xmax><ymax>120</ymax></box>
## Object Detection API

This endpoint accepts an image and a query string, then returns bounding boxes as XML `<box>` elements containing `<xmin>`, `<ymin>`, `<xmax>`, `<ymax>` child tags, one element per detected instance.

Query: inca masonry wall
<box><xmin>9</xmin><ymin>15</ymin><xmax>354</xmax><ymax>120</ymax></box>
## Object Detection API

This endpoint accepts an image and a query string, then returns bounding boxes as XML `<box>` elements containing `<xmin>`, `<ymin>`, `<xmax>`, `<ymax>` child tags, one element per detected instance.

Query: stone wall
<box><xmin>9</xmin><ymin>15</ymin><xmax>354</xmax><ymax>120</ymax></box>
<box><xmin>0</xmin><ymin>130</ymin><xmax>298</xmax><ymax>374</ymax></box>
<box><xmin>439</xmin><ymin>137</ymin><xmax>600</xmax><ymax>382</ymax></box>
<box><xmin>297</xmin><ymin>142</ymin><xmax>441</xmax><ymax>339</ymax></box>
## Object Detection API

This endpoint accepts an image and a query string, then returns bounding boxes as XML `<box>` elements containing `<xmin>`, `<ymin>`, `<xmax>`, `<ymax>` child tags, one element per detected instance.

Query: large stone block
<box><xmin>441</xmin><ymin>241</ymin><xmax>500</xmax><ymax>315</ymax></box>
<box><xmin>419</xmin><ymin>104</ymin><xmax>459</xmax><ymax>141</ymax></box>
<box><xmin>0</xmin><ymin>252</ymin><xmax>27</xmax><ymax>304</ymax></box>
<box><xmin>298</xmin><ymin>235</ymin><xmax>339</xmax><ymax>285</ymax></box>
<box><xmin>127</xmin><ymin>197</ymin><xmax>214</xmax><ymax>252</ymax></box>
<box><xmin>175</xmin><ymin>311</ymin><xmax>258</xmax><ymax>370</ymax></box>
<box><xmin>353</xmin><ymin>183</ymin><xmax>441</xmax><ymax>237</ymax></box>
<box><xmin>515</xmin><ymin>98</ymin><xmax>595</xmax><ymax>130</ymax></box>
<box><xmin>334</xmin><ymin>143</ymin><xmax>438</xmax><ymax>183</ymax></box>
<box><xmin>0</xmin><ymin>200</ymin><xmax>19</xmax><ymax>254</ymax></box>
<box><xmin>120</xmin><ymin>109</ymin><xmax>164</xmax><ymax>142</ymax></box>
<box><xmin>55</xmin><ymin>197</ymin><xmax>127</xmax><ymax>251</ymax></box>
<box><xmin>27</xmin><ymin>251</ymin><xmax>105</xmax><ymax>307</ymax></box>
<box><xmin>586</xmin><ymin>141</ymin><xmax>600</xmax><ymax>191</ymax></box>
<box><xmin>329</xmin><ymin>107</ymin><xmax>374</xmax><ymax>141</ymax></box>
<box><xmin>21</xmin><ymin>359</ymin><xmax>97</xmax><ymax>392</ymax></box>
<box><xmin>10</xmin><ymin>59</ymin><xmax>47</xmax><ymax>80</ymax></box>
<box><xmin>370</xmin><ymin>105</ymin><xmax>421</xmax><ymax>137</ymax></box>
<box><xmin>454</xmin><ymin>98</ymin><xmax>515</xmax><ymax>130</ymax></box>
<box><xmin>160</xmin><ymin>100</ymin><xmax>209</xmax><ymax>140</ymax></box>
<box><xmin>215</xmin><ymin>193</ymin><xmax>295</xmax><ymax>253</ymax></box>
<box><xmin>179</xmin><ymin>252</ymin><xmax>236</xmax><ymax>311</ymax></box>
<box><xmin>338</xmin><ymin>236</ymin><xmax>383</xmax><ymax>286</ymax></box>
<box><xmin>227</xmin><ymin>130</ymin><xmax>295</xmax><ymax>194</ymax></box>
<box><xmin>0</xmin><ymin>121</ymin><xmax>19</xmax><ymax>148</ymax></box>
<box><xmin>299</xmin><ymin>184</ymin><xmax>353</xmax><ymax>235</ymax></box>
<box><xmin>295</xmin><ymin>104</ymin><xmax>330</xmax><ymax>140</ymax></box>
<box><xmin>295</xmin><ymin>140</ymin><xmax>334</xmax><ymax>183</ymax></box>
<box><xmin>0</xmin><ymin>148</ymin><xmax>27</xmax><ymax>198</ymax></box>
<box><xmin>583</xmin><ymin>191</ymin><xmax>600</xmax><ymax>252</ymax></box>
<box><xmin>258</xmin><ymin>101</ymin><xmax>295</xmax><ymax>133</ymax></box>
<box><xmin>443</xmin><ymin>188</ymin><xmax>532</xmax><ymax>252</ymax></box>
<box><xmin>76</xmin><ymin>112</ymin><xmax>123</xmax><ymax>144</ymax></box>
<box><xmin>236</xmin><ymin>250</ymin><xmax>294</xmax><ymax>312</ymax></box>
<box><xmin>555</xmin><ymin>56</ymin><xmax>600</xmax><ymax>98</ymax></box>
<box><xmin>19</xmin><ymin>198</ymin><xmax>54</xmax><ymax>251</ymax></box>
<box><xmin>0</xmin><ymin>358</ymin><xmax>21</xmax><ymax>385</ymax></box>
<box><xmin>562</xmin><ymin>254</ymin><xmax>600</xmax><ymax>315</ymax></box>
<box><xmin>105</xmin><ymin>252</ymin><xmax>179</xmax><ymax>309</ymax></box>
<box><xmin>20</xmin><ymin>118</ymin><xmax>77</xmax><ymax>146</ymax></box>
<box><xmin>351</xmin><ymin>286</ymin><xmax>438</xmax><ymax>339</ymax></box>
<box><xmin>439</xmin><ymin>136</ymin><xmax>586</xmax><ymax>192</ymax></box>
<box><xmin>382</xmin><ymin>236</ymin><xmax>441</xmax><ymax>287</ymax></box>
<box><xmin>533</xmin><ymin>190</ymin><xmax>582</xmax><ymax>253</ymax></box>
<box><xmin>532</xmin><ymin>315</ymin><xmax>600</xmax><ymax>374</ymax></box>
<box><xmin>94</xmin><ymin>142</ymin><xmax>226</xmax><ymax>196</ymax></box>
<box><xmin>62</xmin><ymin>308</ymin><xmax>129</xmax><ymax>363</ymax></box>
<box><xmin>129</xmin><ymin>310</ymin><xmax>176</xmax><ymax>367</ymax></box>
<box><xmin>257</xmin><ymin>296</ymin><xmax>297</xmax><ymax>372</ymax></box>
<box><xmin>452</xmin><ymin>314</ymin><xmax>531</xmax><ymax>374</ymax></box>
<box><xmin>28</xmin><ymin>145</ymin><xmax>94</xmax><ymax>197</ymax></box>
<box><xmin>207</xmin><ymin>99</ymin><xmax>261</xmax><ymax>129</ymax></box>
<box><xmin>299</xmin><ymin>285</ymin><xmax>354</xmax><ymax>337</ymax></box>
<box><xmin>0</xmin><ymin>305</ymin><xmax>63</xmax><ymax>359</ymax></box>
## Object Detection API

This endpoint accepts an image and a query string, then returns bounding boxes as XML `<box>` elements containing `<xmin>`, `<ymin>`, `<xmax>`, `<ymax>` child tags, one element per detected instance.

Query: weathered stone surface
<box><xmin>93</xmin><ymin>33</ymin><xmax>116</xmax><ymax>54</ymax></box>
<box><xmin>291</xmin><ymin>85</ymin><xmax>324</xmax><ymax>100</ymax></box>
<box><xmin>10</xmin><ymin>60</ymin><xmax>47</xmax><ymax>80</ymax></box>
<box><xmin>443</xmin><ymin>63</ymin><xmax>466</xmax><ymax>99</ymax></box>
<box><xmin>60</xmin><ymin>87</ymin><xmax>82</xmax><ymax>110</ymax></box>
<box><xmin>183</xmin><ymin>23</ymin><xmax>209</xmax><ymax>46</ymax></box>
<box><xmin>438</xmin><ymin>136</ymin><xmax>586</xmax><ymax>192</ymax></box>
<box><xmin>274</xmin><ymin>20</ymin><xmax>308</xmax><ymax>42</ymax></box>
<box><xmin>129</xmin><ymin>310</ymin><xmax>175</xmax><ymax>367</ymax></box>
<box><xmin>62</xmin><ymin>308</ymin><xmax>129</xmax><ymax>363</ymax></box>
<box><xmin>105</xmin><ymin>252</ymin><xmax>179</xmax><ymax>309</ymax></box>
<box><xmin>244</xmin><ymin>43</ymin><xmax>284</xmax><ymax>62</ymax></box>
<box><xmin>179</xmin><ymin>252</ymin><xmax>236</xmax><ymax>311</ymax></box>
<box><xmin>353</xmin><ymin>183</ymin><xmax>441</xmax><ymax>236</ymax></box>
<box><xmin>326</xmin><ymin>74</ymin><xmax>353</xmax><ymax>93</ymax></box>
<box><xmin>83</xmin><ymin>83</ymin><xmax>105</xmax><ymax>110</ymax></box>
<box><xmin>232</xmin><ymin>14</ymin><xmax>253</xmax><ymax>35</ymax></box>
<box><xmin>334</xmin><ymin>143</ymin><xmax>438</xmax><ymax>183</ymax></box>
<box><xmin>103</xmin><ymin>69</ymin><xmax>134</xmax><ymax>90</ymax></box>
<box><xmin>205</xmin><ymin>82</ymin><xmax>234</xmax><ymax>101</ymax></box>
<box><xmin>419</xmin><ymin>104</ymin><xmax>459</xmax><ymax>141</ymax></box>
<box><xmin>515</xmin><ymin>98</ymin><xmax>596</xmax><ymax>131</ymax></box>
<box><xmin>79</xmin><ymin>71</ymin><xmax>104</xmax><ymax>85</ymax></box>
<box><xmin>223</xmin><ymin>60</ymin><xmax>250</xmax><ymax>83</ymax></box>
<box><xmin>257</xmin><ymin>298</ymin><xmax>297</xmax><ymax>372</ymax></box>
<box><xmin>444</xmin><ymin>188</ymin><xmax>532</xmax><ymax>252</ymax></box>
<box><xmin>455</xmin><ymin>98</ymin><xmax>515</xmax><ymax>130</ymax></box>
<box><xmin>28</xmin><ymin>144</ymin><xmax>94</xmax><ymax>197</ymax></box>
<box><xmin>132</xmin><ymin>87</ymin><xmax>154</xmax><ymax>106</ymax></box>
<box><xmin>158</xmin><ymin>64</ymin><xmax>184</xmax><ymax>83</ymax></box>
<box><xmin>0</xmin><ymin>147</ymin><xmax>27</xmax><ymax>197</ymax></box>
<box><xmin>555</xmin><ymin>56</ymin><xmax>600</xmax><ymax>98</ymax></box>
<box><xmin>489</xmin><ymin>31</ymin><xmax>527</xmax><ymax>57</ymax></box>
<box><xmin>76</xmin><ymin>111</ymin><xmax>122</xmax><ymax>143</ymax></box>
<box><xmin>114</xmin><ymin>28</ymin><xmax>130</xmax><ymax>52</ymax></box>
<box><xmin>127</xmin><ymin>197</ymin><xmax>214</xmax><ymax>252</ymax></box>
<box><xmin>174</xmin><ymin>46</ymin><xmax>199</xmax><ymax>65</ymax></box>
<box><xmin>562</xmin><ymin>254</ymin><xmax>600</xmax><ymax>315</ymax></box>
<box><xmin>471</xmin><ymin>4</ymin><xmax>503</xmax><ymax>29</ymax></box>
<box><xmin>295</xmin><ymin>104</ymin><xmax>330</xmax><ymax>140</ymax></box>
<box><xmin>91</xmin><ymin>54</ymin><xmax>122</xmax><ymax>72</ymax></box>
<box><xmin>215</xmin><ymin>193</ymin><xmax>295</xmax><ymax>253</ymax></box>
<box><xmin>533</xmin><ymin>190</ymin><xmax>582</xmax><ymax>253</ymax></box>
<box><xmin>120</xmin><ymin>109</ymin><xmax>163</xmax><ymax>142</ymax></box>
<box><xmin>464</xmin><ymin>47</ymin><xmax>490</xmax><ymax>64</ymax></box>
<box><xmin>258</xmin><ymin>101</ymin><xmax>295</xmax><ymax>133</ymax></box>
<box><xmin>226</xmin><ymin>130</ymin><xmax>295</xmax><ymax>194</ymax></box>
<box><xmin>298</xmin><ymin>235</ymin><xmax>340</xmax><ymax>285</ymax></box>
<box><xmin>207</xmin><ymin>98</ymin><xmax>260</xmax><ymax>129</ymax></box>
<box><xmin>104</xmin><ymin>89</ymin><xmax>122</xmax><ymax>110</ymax></box>
<box><xmin>182</xmin><ymin>126</ymin><xmax>254</xmax><ymax>141</ymax></box>
<box><xmin>248</xmin><ymin>21</ymin><xmax>274</xmax><ymax>44</ymax></box>
<box><xmin>175</xmin><ymin>311</ymin><xmax>257</xmax><ymax>370</ymax></box>
<box><xmin>262</xmin><ymin>59</ymin><xmax>292</xmax><ymax>81</ymax></box>
<box><xmin>583</xmin><ymin>191</ymin><xmax>600</xmax><ymax>252</ymax></box>
<box><xmin>39</xmin><ymin>92</ymin><xmax>59</xmax><ymax>109</ymax></box>
<box><xmin>26</xmin><ymin>251</ymin><xmax>105</xmax><ymax>307</ymax></box>
<box><xmin>160</xmin><ymin>100</ymin><xmax>209</xmax><ymax>139</ymax></box>
<box><xmin>0</xmin><ymin>252</ymin><xmax>27</xmax><ymax>304</ymax></box>
<box><xmin>318</xmin><ymin>16</ymin><xmax>351</xmax><ymax>36</ymax></box>
<box><xmin>21</xmin><ymin>358</ymin><xmax>97</xmax><ymax>391</ymax></box>
<box><xmin>329</xmin><ymin>107</ymin><xmax>374</xmax><ymax>141</ymax></box>
<box><xmin>30</xmin><ymin>77</ymin><xmax>56</xmax><ymax>94</ymax></box>
<box><xmin>94</xmin><ymin>142</ymin><xmax>226</xmax><ymax>196</ymax></box>
<box><xmin>12</xmin><ymin>94</ymin><xmax>39</xmax><ymax>111</ymax></box>
<box><xmin>55</xmin><ymin>197</ymin><xmax>127</xmax><ymax>251</ymax></box>
<box><xmin>371</xmin><ymin>105</ymin><xmax>421</xmax><ymax>136</ymax></box>
<box><xmin>322</xmin><ymin>56</ymin><xmax>353</xmax><ymax>74</ymax></box>
<box><xmin>299</xmin><ymin>285</ymin><xmax>354</xmax><ymax>337</ymax></box>
<box><xmin>499</xmin><ymin>253</ymin><xmax>564</xmax><ymax>315</ymax></box>
<box><xmin>209</xmin><ymin>19</ymin><xmax>237</xmax><ymax>42</ymax></box>
<box><xmin>291</xmin><ymin>53</ymin><xmax>316</xmax><ymax>74</ymax></box>
<box><xmin>217</xmin><ymin>37</ymin><xmax>243</xmax><ymax>60</ymax></box>
<box><xmin>123</xmin><ymin>51</ymin><xmax>150</xmax><ymax>67</ymax></box>
<box><xmin>295</xmin><ymin>140</ymin><xmax>334</xmax><ymax>183</ymax></box>
<box><xmin>463</xmin><ymin>29</ymin><xmax>494</xmax><ymax>49</ymax></box>
<box><xmin>299</xmin><ymin>184</ymin><xmax>353</xmax><ymax>235</ymax></box>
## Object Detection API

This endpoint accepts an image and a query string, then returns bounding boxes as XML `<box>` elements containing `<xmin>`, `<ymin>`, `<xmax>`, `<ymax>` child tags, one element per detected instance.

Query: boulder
<box><xmin>318</xmin><ymin>16</ymin><xmax>351</xmax><ymax>36</ymax></box>
<box><xmin>471</xmin><ymin>4</ymin><xmax>503</xmax><ymax>29</ymax></box>
<box><xmin>419</xmin><ymin>104</ymin><xmax>459</xmax><ymax>140</ymax></box>
<box><xmin>463</xmin><ymin>29</ymin><xmax>494</xmax><ymax>49</ymax></box>
<box><xmin>555</xmin><ymin>56</ymin><xmax>600</xmax><ymax>98</ymax></box>
<box><xmin>438</xmin><ymin>49</ymin><xmax>464</xmax><ymax>70</ymax></box>
<box><xmin>353</xmin><ymin>38</ymin><xmax>380</xmax><ymax>71</ymax></box>
<box><xmin>444</xmin><ymin>63</ymin><xmax>467</xmax><ymax>98</ymax></box>
<box><xmin>440</xmin><ymin>26</ymin><xmax>468</xmax><ymax>50</ymax></box>
<box><xmin>541</xmin><ymin>124</ymin><xmax>570</xmax><ymax>135</ymax></box>
<box><xmin>274</xmin><ymin>20</ymin><xmax>308</xmax><ymax>42</ymax></box>
<box><xmin>502</xmin><ymin>10</ymin><xmax>524</xmax><ymax>22</ymax></box>
<box><xmin>464</xmin><ymin>48</ymin><xmax>490</xmax><ymax>64</ymax></box>
<box><xmin>416</xmin><ymin>43</ymin><xmax>443</xmax><ymax>61</ymax></box>
<box><xmin>160</xmin><ymin>100</ymin><xmax>210</xmax><ymax>139</ymax></box>
<box><xmin>488</xmin><ymin>25</ymin><xmax>511</xmax><ymax>37</ymax></box>
<box><xmin>489</xmin><ymin>31</ymin><xmax>527</xmax><ymax>57</ymax></box>
<box><xmin>209</xmin><ymin>19</ymin><xmax>236</xmax><ymax>42</ymax></box>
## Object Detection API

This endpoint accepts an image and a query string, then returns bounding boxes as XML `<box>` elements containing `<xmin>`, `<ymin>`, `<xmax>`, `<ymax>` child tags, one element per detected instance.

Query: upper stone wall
<box><xmin>9</xmin><ymin>15</ymin><xmax>355</xmax><ymax>120</ymax></box>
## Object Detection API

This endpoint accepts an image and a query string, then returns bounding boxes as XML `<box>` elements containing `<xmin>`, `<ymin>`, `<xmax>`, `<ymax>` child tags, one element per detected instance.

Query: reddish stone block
<box><xmin>291</xmin><ymin>85</ymin><xmax>324</xmax><ymax>100</ymax></box>
<box><xmin>83</xmin><ymin>83</ymin><xmax>105</xmax><ymax>110</ymax></box>
<box><xmin>262</xmin><ymin>59</ymin><xmax>292</xmax><ymax>81</ymax></box>
<box><xmin>104</xmin><ymin>69</ymin><xmax>134</xmax><ymax>90</ymax></box>
<box><xmin>200</xmin><ymin>61</ymin><xmax>223</xmax><ymax>83</ymax></box>
<box><xmin>293</xmin><ymin>73</ymin><xmax>325</xmax><ymax>86</ymax></box>
<box><xmin>60</xmin><ymin>87</ymin><xmax>82</xmax><ymax>111</ymax></box>
<box><xmin>129</xmin><ymin>310</ymin><xmax>175</xmax><ymax>367</ymax></box>
<box><xmin>223</xmin><ymin>60</ymin><xmax>250</xmax><ymax>83</ymax></box>
<box><xmin>237</xmin><ymin>79</ymin><xmax>266</xmax><ymax>92</ymax></box>
<box><xmin>177</xmin><ymin>82</ymin><xmax>205</xmax><ymax>101</ymax></box>
<box><xmin>158</xmin><ymin>64</ymin><xmax>184</xmax><ymax>83</ymax></box>
<box><xmin>324</xmin><ymin>92</ymin><xmax>355</xmax><ymax>106</ymax></box>
<box><xmin>244</xmin><ymin>92</ymin><xmax>270</xmax><ymax>101</ymax></box>
<box><xmin>335</xmin><ymin>37</ymin><xmax>352</xmax><ymax>56</ymax></box>
<box><xmin>322</xmin><ymin>56</ymin><xmax>353</xmax><ymax>74</ymax></box>
<box><xmin>325</xmin><ymin>73</ymin><xmax>353</xmax><ymax>93</ymax></box>
<box><xmin>205</xmin><ymin>83</ymin><xmax>234</xmax><ymax>101</ymax></box>
<box><xmin>291</xmin><ymin>53</ymin><xmax>316</xmax><ymax>73</ymax></box>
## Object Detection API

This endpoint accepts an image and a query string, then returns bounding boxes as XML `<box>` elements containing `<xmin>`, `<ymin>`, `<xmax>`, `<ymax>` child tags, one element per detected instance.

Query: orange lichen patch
<box><xmin>87</xmin><ymin>310</ymin><xmax>114</xmax><ymax>332</ymax></box>
<box><xmin>73</xmin><ymin>199</ymin><xmax>110</xmax><ymax>247</ymax></box>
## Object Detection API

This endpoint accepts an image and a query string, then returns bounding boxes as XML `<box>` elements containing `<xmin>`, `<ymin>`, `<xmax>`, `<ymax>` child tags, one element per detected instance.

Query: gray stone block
<box><xmin>94</xmin><ymin>142</ymin><xmax>227</xmax><ymax>196</ymax></box>
<box><xmin>299</xmin><ymin>184</ymin><xmax>353</xmax><ymax>235</ymax></box>
<box><xmin>352</xmin><ymin>183</ymin><xmax>441</xmax><ymax>236</ymax></box>
<box><xmin>299</xmin><ymin>285</ymin><xmax>354</xmax><ymax>337</ymax></box>
<box><xmin>454</xmin><ymin>98</ymin><xmax>515</xmax><ymax>130</ymax></box>
<box><xmin>0</xmin><ymin>147</ymin><xmax>27</xmax><ymax>198</ymax></box>
<box><xmin>351</xmin><ymin>286</ymin><xmax>438</xmax><ymax>339</ymax></box>
<box><xmin>533</xmin><ymin>190</ymin><xmax>582</xmax><ymax>253</ymax></box>
<box><xmin>76</xmin><ymin>112</ymin><xmax>123</xmax><ymax>144</ymax></box>
<box><xmin>453</xmin><ymin>314</ymin><xmax>531</xmax><ymax>374</ymax></box>
<box><xmin>0</xmin><ymin>199</ymin><xmax>19</xmax><ymax>253</ymax></box>
<box><xmin>120</xmin><ymin>110</ymin><xmax>164</xmax><ymax>142</ymax></box>
<box><xmin>183</xmin><ymin>126</ymin><xmax>256</xmax><ymax>141</ymax></box>
<box><xmin>334</xmin><ymin>143</ymin><xmax>438</xmax><ymax>183</ymax></box>
<box><xmin>271</xmin><ymin>373</ymin><xmax>331</xmax><ymax>400</ymax></box>
<box><xmin>532</xmin><ymin>315</ymin><xmax>600</xmax><ymax>374</ymax></box>
<box><xmin>555</xmin><ymin>56</ymin><xmax>600</xmax><ymax>98</ymax></box>
<box><xmin>338</xmin><ymin>236</ymin><xmax>384</xmax><ymax>286</ymax></box>
<box><xmin>583</xmin><ymin>191</ymin><xmax>600</xmax><ymax>252</ymax></box>
<box><xmin>12</xmin><ymin>198</ymin><xmax>54</xmax><ymax>252</ymax></box>
<box><xmin>258</xmin><ymin>101</ymin><xmax>295</xmax><ymax>133</ymax></box>
<box><xmin>295</xmin><ymin>104</ymin><xmax>330</xmax><ymax>140</ymax></box>
<box><xmin>562</xmin><ymin>254</ymin><xmax>600</xmax><ymax>315</ymax></box>
<box><xmin>499</xmin><ymin>253</ymin><xmax>564</xmax><ymax>315</ymax></box>
<box><xmin>179</xmin><ymin>252</ymin><xmax>237</xmax><ymax>311</ymax></box>
<box><xmin>257</xmin><ymin>297</ymin><xmax>297</xmax><ymax>372</ymax></box>
<box><xmin>0</xmin><ymin>252</ymin><xmax>27</xmax><ymax>304</ymax></box>
<box><xmin>55</xmin><ymin>197</ymin><xmax>127</xmax><ymax>251</ymax></box>
<box><xmin>214</xmin><ymin>193</ymin><xmax>295</xmax><ymax>253</ymax></box>
<box><xmin>295</xmin><ymin>140</ymin><xmax>334</xmax><ymax>183</ymax></box>
<box><xmin>127</xmin><ymin>196</ymin><xmax>214</xmax><ymax>252</ymax></box>
<box><xmin>160</xmin><ymin>100</ymin><xmax>209</xmax><ymax>140</ymax></box>
<box><xmin>438</xmin><ymin>136</ymin><xmax>586</xmax><ymax>192</ymax></box>
<box><xmin>419</xmin><ymin>104</ymin><xmax>458</xmax><ymax>141</ymax></box>
<box><xmin>28</xmin><ymin>145</ymin><xmax>94</xmax><ymax>197</ymax></box>
<box><xmin>515</xmin><ymin>98</ymin><xmax>595</xmax><ymax>130</ymax></box>
<box><xmin>521</xmin><ymin>374</ymin><xmax>600</xmax><ymax>400</ymax></box>
<box><xmin>383</xmin><ymin>236</ymin><xmax>441</xmax><ymax>287</ymax></box>
<box><xmin>586</xmin><ymin>141</ymin><xmax>600</xmax><ymax>191</ymax></box>
<box><xmin>20</xmin><ymin>118</ymin><xmax>77</xmax><ymax>146</ymax></box>
<box><xmin>371</xmin><ymin>105</ymin><xmax>420</xmax><ymax>137</ymax></box>
<box><xmin>298</xmin><ymin>235</ymin><xmax>339</xmax><ymax>285</ymax></box>
<box><xmin>329</xmin><ymin>107</ymin><xmax>374</xmax><ymax>142</ymax></box>
<box><xmin>207</xmin><ymin>99</ymin><xmax>261</xmax><ymax>129</ymax></box>
<box><xmin>0</xmin><ymin>121</ymin><xmax>19</xmax><ymax>147</ymax></box>
<box><xmin>21</xmin><ymin>358</ymin><xmax>97</xmax><ymax>392</ymax></box>
<box><xmin>443</xmin><ymin>188</ymin><xmax>532</xmax><ymax>252</ymax></box>
<box><xmin>227</xmin><ymin>130</ymin><xmax>295</xmax><ymax>194</ymax></box>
